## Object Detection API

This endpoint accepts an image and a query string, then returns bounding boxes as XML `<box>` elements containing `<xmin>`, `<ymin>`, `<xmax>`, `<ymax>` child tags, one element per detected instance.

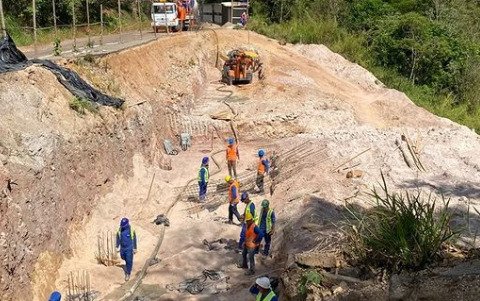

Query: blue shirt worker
<box><xmin>198</xmin><ymin>156</ymin><xmax>209</xmax><ymax>202</ymax></box>
<box><xmin>258</xmin><ymin>199</ymin><xmax>276</xmax><ymax>256</ymax></box>
<box><xmin>238</xmin><ymin>192</ymin><xmax>256</xmax><ymax>250</ymax></box>
<box><xmin>116</xmin><ymin>217</ymin><xmax>137</xmax><ymax>281</ymax></box>
<box><xmin>249</xmin><ymin>277</ymin><xmax>278</xmax><ymax>301</ymax></box>
<box><xmin>239</xmin><ymin>212</ymin><xmax>263</xmax><ymax>275</ymax></box>
<box><xmin>256</xmin><ymin>149</ymin><xmax>270</xmax><ymax>193</ymax></box>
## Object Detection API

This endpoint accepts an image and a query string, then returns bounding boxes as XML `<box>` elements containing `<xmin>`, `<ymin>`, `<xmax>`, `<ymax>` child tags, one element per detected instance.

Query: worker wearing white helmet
<box><xmin>249</xmin><ymin>277</ymin><xmax>278</xmax><ymax>301</ymax></box>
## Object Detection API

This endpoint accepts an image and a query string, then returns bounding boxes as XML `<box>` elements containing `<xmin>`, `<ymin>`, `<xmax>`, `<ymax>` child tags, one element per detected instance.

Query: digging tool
<box><xmin>330</xmin><ymin>148</ymin><xmax>371</xmax><ymax>172</ymax></box>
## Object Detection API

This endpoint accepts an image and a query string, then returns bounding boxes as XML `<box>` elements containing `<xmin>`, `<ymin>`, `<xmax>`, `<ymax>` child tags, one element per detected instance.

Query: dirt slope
<box><xmin>1</xmin><ymin>28</ymin><xmax>479</xmax><ymax>301</ymax></box>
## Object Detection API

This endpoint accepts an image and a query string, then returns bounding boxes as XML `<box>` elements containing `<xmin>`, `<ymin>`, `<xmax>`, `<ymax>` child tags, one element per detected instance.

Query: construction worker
<box><xmin>238</xmin><ymin>192</ymin><xmax>256</xmax><ymax>251</ymax></box>
<box><xmin>240</xmin><ymin>12</ymin><xmax>247</xmax><ymax>27</ymax></box>
<box><xmin>177</xmin><ymin>1</ymin><xmax>186</xmax><ymax>31</ymax></box>
<box><xmin>116</xmin><ymin>217</ymin><xmax>137</xmax><ymax>281</ymax></box>
<box><xmin>256</xmin><ymin>149</ymin><xmax>270</xmax><ymax>193</ymax></box>
<box><xmin>226</xmin><ymin>175</ymin><xmax>241</xmax><ymax>223</ymax></box>
<box><xmin>239</xmin><ymin>212</ymin><xmax>263</xmax><ymax>275</ymax></box>
<box><xmin>48</xmin><ymin>291</ymin><xmax>62</xmax><ymax>301</ymax></box>
<box><xmin>257</xmin><ymin>199</ymin><xmax>276</xmax><ymax>256</ymax></box>
<box><xmin>249</xmin><ymin>277</ymin><xmax>278</xmax><ymax>301</ymax></box>
<box><xmin>226</xmin><ymin>137</ymin><xmax>239</xmax><ymax>179</ymax></box>
<box><xmin>198</xmin><ymin>156</ymin><xmax>209</xmax><ymax>202</ymax></box>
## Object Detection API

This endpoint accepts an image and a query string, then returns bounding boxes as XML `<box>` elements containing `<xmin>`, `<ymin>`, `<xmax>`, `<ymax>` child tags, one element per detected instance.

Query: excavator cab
<box><xmin>222</xmin><ymin>48</ymin><xmax>264</xmax><ymax>85</ymax></box>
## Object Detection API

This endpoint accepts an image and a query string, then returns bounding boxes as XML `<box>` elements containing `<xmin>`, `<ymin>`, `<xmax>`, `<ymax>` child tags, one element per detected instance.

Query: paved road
<box><xmin>19</xmin><ymin>29</ymin><xmax>167</xmax><ymax>60</ymax></box>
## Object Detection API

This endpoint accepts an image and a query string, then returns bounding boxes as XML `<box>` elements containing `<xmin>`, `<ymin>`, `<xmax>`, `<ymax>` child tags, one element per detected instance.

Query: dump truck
<box><xmin>221</xmin><ymin>48</ymin><xmax>264</xmax><ymax>85</ymax></box>
<box><xmin>151</xmin><ymin>0</ymin><xmax>197</xmax><ymax>32</ymax></box>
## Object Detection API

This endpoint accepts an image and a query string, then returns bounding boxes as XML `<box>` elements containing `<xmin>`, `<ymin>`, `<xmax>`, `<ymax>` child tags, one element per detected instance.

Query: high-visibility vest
<box><xmin>259</xmin><ymin>208</ymin><xmax>274</xmax><ymax>233</ymax></box>
<box><xmin>257</xmin><ymin>157</ymin><xmax>268</xmax><ymax>174</ymax></box>
<box><xmin>245</xmin><ymin>223</ymin><xmax>258</xmax><ymax>249</ymax></box>
<box><xmin>245</xmin><ymin>202</ymin><xmax>258</xmax><ymax>225</ymax></box>
<box><xmin>226</xmin><ymin>144</ymin><xmax>238</xmax><ymax>161</ymax></box>
<box><xmin>256</xmin><ymin>290</ymin><xmax>276</xmax><ymax>301</ymax></box>
<box><xmin>198</xmin><ymin>166</ymin><xmax>209</xmax><ymax>183</ymax></box>
<box><xmin>228</xmin><ymin>181</ymin><xmax>239</xmax><ymax>204</ymax></box>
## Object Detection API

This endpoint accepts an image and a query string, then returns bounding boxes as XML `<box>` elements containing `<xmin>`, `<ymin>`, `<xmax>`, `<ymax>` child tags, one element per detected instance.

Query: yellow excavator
<box><xmin>221</xmin><ymin>48</ymin><xmax>264</xmax><ymax>85</ymax></box>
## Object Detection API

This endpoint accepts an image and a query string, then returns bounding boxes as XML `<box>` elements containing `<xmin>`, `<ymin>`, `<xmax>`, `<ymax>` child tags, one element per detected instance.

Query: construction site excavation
<box><xmin>1</xmin><ymin>25</ymin><xmax>480</xmax><ymax>301</ymax></box>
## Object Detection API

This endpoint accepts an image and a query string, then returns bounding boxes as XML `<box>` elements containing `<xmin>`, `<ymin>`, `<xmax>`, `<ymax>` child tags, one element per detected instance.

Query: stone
<box><xmin>295</xmin><ymin>251</ymin><xmax>345</xmax><ymax>268</ymax></box>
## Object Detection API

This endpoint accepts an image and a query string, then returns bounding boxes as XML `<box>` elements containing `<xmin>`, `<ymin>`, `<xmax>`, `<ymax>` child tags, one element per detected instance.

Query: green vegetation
<box><xmin>249</xmin><ymin>0</ymin><xmax>480</xmax><ymax>131</ymax></box>
<box><xmin>52</xmin><ymin>37</ymin><xmax>62</xmax><ymax>56</ymax></box>
<box><xmin>347</xmin><ymin>174</ymin><xmax>455</xmax><ymax>271</ymax></box>
<box><xmin>69</xmin><ymin>97</ymin><xmax>98</xmax><ymax>115</ymax></box>
<box><xmin>298</xmin><ymin>270</ymin><xmax>323</xmax><ymax>296</ymax></box>
<box><xmin>3</xmin><ymin>1</ymin><xmax>151</xmax><ymax>47</ymax></box>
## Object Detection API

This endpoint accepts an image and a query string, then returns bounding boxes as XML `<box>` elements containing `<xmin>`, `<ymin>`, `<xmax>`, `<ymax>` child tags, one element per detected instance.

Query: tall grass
<box><xmin>347</xmin><ymin>174</ymin><xmax>455</xmax><ymax>271</ymax></box>
<box><xmin>248</xmin><ymin>17</ymin><xmax>480</xmax><ymax>132</ymax></box>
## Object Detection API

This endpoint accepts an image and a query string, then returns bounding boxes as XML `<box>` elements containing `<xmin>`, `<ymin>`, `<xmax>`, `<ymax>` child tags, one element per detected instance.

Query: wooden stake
<box><xmin>0</xmin><ymin>0</ymin><xmax>5</xmax><ymax>37</ymax></box>
<box><xmin>52</xmin><ymin>0</ymin><xmax>57</xmax><ymax>36</ymax></box>
<box><xmin>32</xmin><ymin>0</ymin><xmax>37</xmax><ymax>55</ymax></box>
<box><xmin>72</xmin><ymin>0</ymin><xmax>77</xmax><ymax>51</ymax></box>
<box><xmin>86</xmin><ymin>0</ymin><xmax>91</xmax><ymax>47</ymax></box>
<box><xmin>100</xmin><ymin>4</ymin><xmax>103</xmax><ymax>45</ymax></box>
<box><xmin>137</xmin><ymin>0</ymin><xmax>142</xmax><ymax>39</ymax></box>
<box><xmin>118</xmin><ymin>0</ymin><xmax>122</xmax><ymax>43</ymax></box>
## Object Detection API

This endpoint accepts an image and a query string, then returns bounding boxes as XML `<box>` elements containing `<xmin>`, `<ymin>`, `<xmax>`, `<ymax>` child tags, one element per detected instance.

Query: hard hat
<box><xmin>202</xmin><ymin>156</ymin><xmax>209</xmax><ymax>165</ymax></box>
<box><xmin>261</xmin><ymin>199</ymin><xmax>269</xmax><ymax>208</ymax></box>
<box><xmin>225</xmin><ymin>175</ymin><xmax>232</xmax><ymax>182</ymax></box>
<box><xmin>120</xmin><ymin>217</ymin><xmax>129</xmax><ymax>227</ymax></box>
<box><xmin>48</xmin><ymin>291</ymin><xmax>62</xmax><ymax>301</ymax></box>
<box><xmin>245</xmin><ymin>212</ymin><xmax>253</xmax><ymax>221</ymax></box>
<box><xmin>258</xmin><ymin>149</ymin><xmax>265</xmax><ymax>157</ymax></box>
<box><xmin>255</xmin><ymin>277</ymin><xmax>271</xmax><ymax>289</ymax></box>
<box><xmin>241</xmin><ymin>192</ymin><xmax>249</xmax><ymax>201</ymax></box>
<box><xmin>227</xmin><ymin>138</ymin><xmax>235</xmax><ymax>145</ymax></box>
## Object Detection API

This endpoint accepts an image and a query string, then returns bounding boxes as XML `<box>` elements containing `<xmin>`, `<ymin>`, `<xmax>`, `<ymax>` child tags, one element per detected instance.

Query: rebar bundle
<box><xmin>95</xmin><ymin>230</ymin><xmax>119</xmax><ymax>266</ymax></box>
<box><xmin>67</xmin><ymin>270</ymin><xmax>92</xmax><ymax>301</ymax></box>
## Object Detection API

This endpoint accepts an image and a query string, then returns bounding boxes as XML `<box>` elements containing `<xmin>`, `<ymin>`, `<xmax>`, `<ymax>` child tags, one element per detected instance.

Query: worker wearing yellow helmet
<box><xmin>238</xmin><ymin>211</ymin><xmax>263</xmax><ymax>275</ymax></box>
<box><xmin>226</xmin><ymin>175</ymin><xmax>241</xmax><ymax>223</ymax></box>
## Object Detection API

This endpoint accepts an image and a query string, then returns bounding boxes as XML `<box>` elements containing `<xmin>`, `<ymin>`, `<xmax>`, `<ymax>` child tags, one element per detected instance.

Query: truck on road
<box><xmin>151</xmin><ymin>1</ymin><xmax>197</xmax><ymax>32</ymax></box>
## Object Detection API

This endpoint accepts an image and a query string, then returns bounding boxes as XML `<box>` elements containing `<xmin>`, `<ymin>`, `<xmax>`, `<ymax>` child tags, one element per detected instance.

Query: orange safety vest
<box><xmin>228</xmin><ymin>180</ymin><xmax>240</xmax><ymax>204</ymax></box>
<box><xmin>245</xmin><ymin>223</ymin><xmax>258</xmax><ymax>249</ymax></box>
<box><xmin>226</xmin><ymin>144</ymin><xmax>238</xmax><ymax>161</ymax></box>
<box><xmin>178</xmin><ymin>6</ymin><xmax>186</xmax><ymax>20</ymax></box>
<box><xmin>258</xmin><ymin>157</ymin><xmax>267</xmax><ymax>174</ymax></box>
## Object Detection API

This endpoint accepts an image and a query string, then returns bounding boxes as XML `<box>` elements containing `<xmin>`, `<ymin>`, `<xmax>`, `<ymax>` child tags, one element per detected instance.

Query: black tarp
<box><xmin>0</xmin><ymin>34</ymin><xmax>124</xmax><ymax>108</ymax></box>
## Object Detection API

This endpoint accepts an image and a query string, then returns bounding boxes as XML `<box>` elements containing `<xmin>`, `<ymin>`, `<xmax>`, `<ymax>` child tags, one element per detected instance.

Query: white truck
<box><xmin>151</xmin><ymin>1</ymin><xmax>197</xmax><ymax>32</ymax></box>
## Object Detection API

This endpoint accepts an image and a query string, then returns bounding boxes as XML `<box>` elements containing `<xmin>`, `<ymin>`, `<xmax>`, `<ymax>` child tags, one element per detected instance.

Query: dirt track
<box><xmin>1</xmin><ymin>28</ymin><xmax>480</xmax><ymax>301</ymax></box>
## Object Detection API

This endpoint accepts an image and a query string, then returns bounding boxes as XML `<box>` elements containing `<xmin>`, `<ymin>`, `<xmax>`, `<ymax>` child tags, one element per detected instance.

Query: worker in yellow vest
<box><xmin>257</xmin><ymin>199</ymin><xmax>276</xmax><ymax>256</ymax></box>
<box><xmin>249</xmin><ymin>277</ymin><xmax>278</xmax><ymax>301</ymax></box>
<box><xmin>238</xmin><ymin>192</ymin><xmax>256</xmax><ymax>251</ymax></box>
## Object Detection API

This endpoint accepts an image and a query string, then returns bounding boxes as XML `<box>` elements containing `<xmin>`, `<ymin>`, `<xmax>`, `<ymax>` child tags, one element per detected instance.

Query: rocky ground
<box><xmin>1</xmin><ymin>28</ymin><xmax>480</xmax><ymax>301</ymax></box>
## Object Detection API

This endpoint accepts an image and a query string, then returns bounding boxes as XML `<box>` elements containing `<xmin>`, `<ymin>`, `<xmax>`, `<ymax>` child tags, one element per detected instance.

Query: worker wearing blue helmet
<box><xmin>256</xmin><ymin>149</ymin><xmax>270</xmax><ymax>193</ymax></box>
<box><xmin>116</xmin><ymin>217</ymin><xmax>137</xmax><ymax>281</ymax></box>
<box><xmin>198</xmin><ymin>156</ymin><xmax>209</xmax><ymax>202</ymax></box>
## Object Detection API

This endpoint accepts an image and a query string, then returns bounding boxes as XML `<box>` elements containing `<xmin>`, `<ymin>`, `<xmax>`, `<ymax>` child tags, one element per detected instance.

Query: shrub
<box><xmin>69</xmin><ymin>97</ymin><xmax>98</xmax><ymax>115</ymax></box>
<box><xmin>347</xmin><ymin>174</ymin><xmax>455</xmax><ymax>271</ymax></box>
<box><xmin>298</xmin><ymin>270</ymin><xmax>322</xmax><ymax>297</ymax></box>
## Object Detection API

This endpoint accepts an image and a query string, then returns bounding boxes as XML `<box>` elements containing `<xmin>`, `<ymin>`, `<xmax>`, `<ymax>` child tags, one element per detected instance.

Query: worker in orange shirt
<box><xmin>226</xmin><ymin>175</ymin><xmax>241</xmax><ymax>223</ymax></box>
<box><xmin>255</xmin><ymin>149</ymin><xmax>270</xmax><ymax>193</ymax></box>
<box><xmin>177</xmin><ymin>1</ymin><xmax>186</xmax><ymax>31</ymax></box>
<box><xmin>226</xmin><ymin>137</ymin><xmax>239</xmax><ymax>179</ymax></box>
